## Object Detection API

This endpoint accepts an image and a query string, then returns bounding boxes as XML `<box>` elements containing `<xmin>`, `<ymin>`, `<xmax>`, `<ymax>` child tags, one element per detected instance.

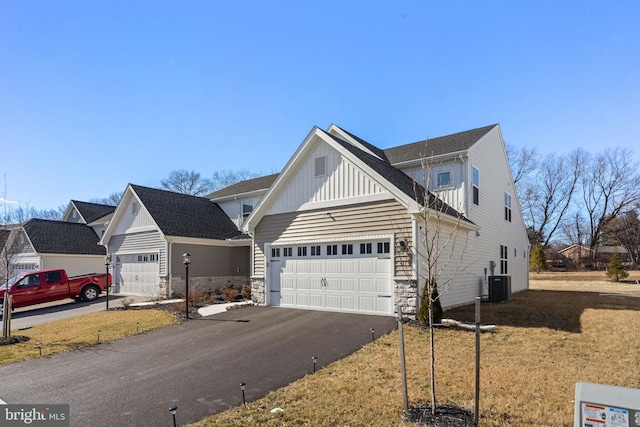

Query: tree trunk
<box><xmin>429</xmin><ymin>294</ymin><xmax>437</xmax><ymax>415</ymax></box>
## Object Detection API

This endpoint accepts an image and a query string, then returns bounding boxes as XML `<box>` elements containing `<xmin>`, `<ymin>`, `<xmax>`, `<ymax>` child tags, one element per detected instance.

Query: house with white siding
<box><xmin>243</xmin><ymin>123</ymin><xmax>529</xmax><ymax>316</ymax></box>
<box><xmin>61</xmin><ymin>200</ymin><xmax>116</xmax><ymax>238</ymax></box>
<box><xmin>100</xmin><ymin>184</ymin><xmax>251</xmax><ymax>297</ymax></box>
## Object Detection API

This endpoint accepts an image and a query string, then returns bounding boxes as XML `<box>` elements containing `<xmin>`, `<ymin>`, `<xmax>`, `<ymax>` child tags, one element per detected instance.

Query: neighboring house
<box><xmin>8</xmin><ymin>218</ymin><xmax>107</xmax><ymax>277</ymax></box>
<box><xmin>61</xmin><ymin>200</ymin><xmax>116</xmax><ymax>238</ymax></box>
<box><xmin>243</xmin><ymin>123</ymin><xmax>529</xmax><ymax>316</ymax></box>
<box><xmin>100</xmin><ymin>184</ymin><xmax>250</xmax><ymax>297</ymax></box>
<box><xmin>559</xmin><ymin>244</ymin><xmax>632</xmax><ymax>263</ymax></box>
<box><xmin>206</xmin><ymin>173</ymin><xmax>279</xmax><ymax>228</ymax></box>
<box><xmin>0</xmin><ymin>228</ymin><xmax>13</xmax><ymax>282</ymax></box>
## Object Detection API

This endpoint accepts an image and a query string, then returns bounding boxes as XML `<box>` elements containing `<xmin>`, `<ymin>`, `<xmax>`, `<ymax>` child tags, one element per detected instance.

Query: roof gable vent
<box><xmin>314</xmin><ymin>156</ymin><xmax>327</xmax><ymax>177</ymax></box>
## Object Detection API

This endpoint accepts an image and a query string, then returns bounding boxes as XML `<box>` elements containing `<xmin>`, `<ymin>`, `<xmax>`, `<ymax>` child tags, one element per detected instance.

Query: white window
<box><xmin>311</xmin><ymin>246</ymin><xmax>321</xmax><ymax>256</ymax></box>
<box><xmin>341</xmin><ymin>244</ymin><xmax>353</xmax><ymax>255</ymax></box>
<box><xmin>500</xmin><ymin>245</ymin><xmax>508</xmax><ymax>274</ymax></box>
<box><xmin>242</xmin><ymin>200</ymin><xmax>253</xmax><ymax>217</ymax></box>
<box><xmin>327</xmin><ymin>245</ymin><xmax>338</xmax><ymax>255</ymax></box>
<box><xmin>504</xmin><ymin>192</ymin><xmax>512</xmax><ymax>222</ymax></box>
<box><xmin>472</xmin><ymin>167</ymin><xmax>479</xmax><ymax>205</ymax></box>
<box><xmin>271</xmin><ymin>248</ymin><xmax>280</xmax><ymax>258</ymax></box>
<box><xmin>437</xmin><ymin>171</ymin><xmax>451</xmax><ymax>187</ymax></box>
<box><xmin>360</xmin><ymin>243</ymin><xmax>372</xmax><ymax>254</ymax></box>
<box><xmin>283</xmin><ymin>247</ymin><xmax>292</xmax><ymax>257</ymax></box>
<box><xmin>297</xmin><ymin>246</ymin><xmax>307</xmax><ymax>257</ymax></box>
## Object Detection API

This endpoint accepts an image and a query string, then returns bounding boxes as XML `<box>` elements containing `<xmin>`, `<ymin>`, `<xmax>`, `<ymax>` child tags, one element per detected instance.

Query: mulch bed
<box><xmin>0</xmin><ymin>335</ymin><xmax>30</xmax><ymax>346</ymax></box>
<box><xmin>403</xmin><ymin>403</ymin><xmax>476</xmax><ymax>426</ymax></box>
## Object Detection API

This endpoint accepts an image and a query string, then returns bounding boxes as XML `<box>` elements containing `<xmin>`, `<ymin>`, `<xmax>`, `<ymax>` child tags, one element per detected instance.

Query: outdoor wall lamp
<box><xmin>397</xmin><ymin>240</ymin><xmax>407</xmax><ymax>253</ymax></box>
<box><xmin>169</xmin><ymin>405</ymin><xmax>177</xmax><ymax>427</ymax></box>
<box><xmin>183</xmin><ymin>253</ymin><xmax>191</xmax><ymax>320</ymax></box>
<box><xmin>105</xmin><ymin>255</ymin><xmax>111</xmax><ymax>310</ymax></box>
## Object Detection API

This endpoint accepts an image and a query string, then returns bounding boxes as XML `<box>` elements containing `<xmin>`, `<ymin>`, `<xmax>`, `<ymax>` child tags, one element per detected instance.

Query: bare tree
<box><xmin>90</xmin><ymin>192</ymin><xmax>123</xmax><ymax>206</ymax></box>
<box><xmin>603</xmin><ymin>208</ymin><xmax>640</xmax><ymax>267</ymax></box>
<box><xmin>407</xmin><ymin>156</ymin><xmax>473</xmax><ymax>415</ymax></box>
<box><xmin>580</xmin><ymin>147</ymin><xmax>640</xmax><ymax>259</ymax></box>
<box><xmin>161</xmin><ymin>170</ymin><xmax>214</xmax><ymax>196</ymax></box>
<box><xmin>506</xmin><ymin>143</ymin><xmax>538</xmax><ymax>191</ymax></box>
<box><xmin>521</xmin><ymin>150</ymin><xmax>583</xmax><ymax>248</ymax></box>
<box><xmin>211</xmin><ymin>169</ymin><xmax>259</xmax><ymax>191</ymax></box>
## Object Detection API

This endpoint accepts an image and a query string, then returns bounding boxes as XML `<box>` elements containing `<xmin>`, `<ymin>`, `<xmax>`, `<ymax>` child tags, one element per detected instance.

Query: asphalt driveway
<box><xmin>0</xmin><ymin>306</ymin><xmax>396</xmax><ymax>426</ymax></box>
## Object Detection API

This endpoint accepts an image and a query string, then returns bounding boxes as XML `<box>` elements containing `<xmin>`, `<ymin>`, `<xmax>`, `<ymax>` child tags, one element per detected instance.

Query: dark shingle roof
<box><xmin>130</xmin><ymin>184</ymin><xmax>241</xmax><ymax>240</ymax></box>
<box><xmin>206</xmin><ymin>173</ymin><xmax>279</xmax><ymax>200</ymax></box>
<box><xmin>0</xmin><ymin>229</ymin><xmax>10</xmax><ymax>250</ymax></box>
<box><xmin>334</xmin><ymin>126</ymin><xmax>389</xmax><ymax>162</ymax></box>
<box><xmin>383</xmin><ymin>124</ymin><xmax>497</xmax><ymax>164</ymax></box>
<box><xmin>325</xmin><ymin>131</ymin><xmax>471</xmax><ymax>222</ymax></box>
<box><xmin>23</xmin><ymin>219</ymin><xmax>106</xmax><ymax>255</ymax></box>
<box><xmin>72</xmin><ymin>200</ymin><xmax>116</xmax><ymax>223</ymax></box>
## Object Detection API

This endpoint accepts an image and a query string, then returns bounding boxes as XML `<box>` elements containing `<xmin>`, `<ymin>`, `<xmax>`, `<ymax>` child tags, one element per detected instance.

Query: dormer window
<box><xmin>437</xmin><ymin>171</ymin><xmax>451</xmax><ymax>187</ymax></box>
<box><xmin>242</xmin><ymin>200</ymin><xmax>253</xmax><ymax>217</ymax></box>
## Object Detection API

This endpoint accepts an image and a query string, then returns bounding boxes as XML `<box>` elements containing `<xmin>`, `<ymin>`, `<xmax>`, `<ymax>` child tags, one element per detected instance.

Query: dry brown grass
<box><xmin>0</xmin><ymin>309</ymin><xmax>177</xmax><ymax>365</ymax></box>
<box><xmin>189</xmin><ymin>272</ymin><xmax>640</xmax><ymax>426</ymax></box>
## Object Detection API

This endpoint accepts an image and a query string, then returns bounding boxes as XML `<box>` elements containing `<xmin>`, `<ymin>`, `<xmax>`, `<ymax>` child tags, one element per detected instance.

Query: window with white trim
<box><xmin>500</xmin><ymin>245</ymin><xmax>508</xmax><ymax>274</ymax></box>
<box><xmin>327</xmin><ymin>245</ymin><xmax>338</xmax><ymax>255</ymax></box>
<box><xmin>283</xmin><ymin>247</ymin><xmax>292</xmax><ymax>257</ymax></box>
<box><xmin>472</xmin><ymin>167</ymin><xmax>479</xmax><ymax>205</ymax></box>
<box><xmin>271</xmin><ymin>248</ymin><xmax>280</xmax><ymax>258</ymax></box>
<box><xmin>360</xmin><ymin>243</ymin><xmax>372</xmax><ymax>254</ymax></box>
<box><xmin>437</xmin><ymin>171</ymin><xmax>451</xmax><ymax>187</ymax></box>
<box><xmin>311</xmin><ymin>246</ymin><xmax>321</xmax><ymax>256</ymax></box>
<box><xmin>341</xmin><ymin>244</ymin><xmax>353</xmax><ymax>255</ymax></box>
<box><xmin>504</xmin><ymin>192</ymin><xmax>512</xmax><ymax>222</ymax></box>
<box><xmin>377</xmin><ymin>242</ymin><xmax>390</xmax><ymax>254</ymax></box>
<box><xmin>242</xmin><ymin>200</ymin><xmax>253</xmax><ymax>217</ymax></box>
<box><xmin>297</xmin><ymin>246</ymin><xmax>307</xmax><ymax>257</ymax></box>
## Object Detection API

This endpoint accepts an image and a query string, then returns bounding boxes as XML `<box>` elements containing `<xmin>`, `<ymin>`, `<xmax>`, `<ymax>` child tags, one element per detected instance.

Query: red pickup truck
<box><xmin>0</xmin><ymin>269</ymin><xmax>111</xmax><ymax>310</ymax></box>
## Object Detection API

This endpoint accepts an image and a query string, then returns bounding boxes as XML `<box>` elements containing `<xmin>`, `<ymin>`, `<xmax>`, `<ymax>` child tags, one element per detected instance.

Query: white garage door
<box><xmin>268</xmin><ymin>240</ymin><xmax>393</xmax><ymax>315</ymax></box>
<box><xmin>114</xmin><ymin>253</ymin><xmax>159</xmax><ymax>296</ymax></box>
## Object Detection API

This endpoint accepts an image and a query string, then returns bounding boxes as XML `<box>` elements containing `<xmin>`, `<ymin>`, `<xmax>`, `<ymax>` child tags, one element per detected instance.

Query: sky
<box><xmin>1</xmin><ymin>1</ymin><xmax>639</xmax><ymax>212</ymax></box>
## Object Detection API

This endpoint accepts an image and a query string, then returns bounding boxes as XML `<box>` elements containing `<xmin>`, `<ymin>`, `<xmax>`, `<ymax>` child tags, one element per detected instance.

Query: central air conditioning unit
<box><xmin>488</xmin><ymin>275</ymin><xmax>511</xmax><ymax>302</ymax></box>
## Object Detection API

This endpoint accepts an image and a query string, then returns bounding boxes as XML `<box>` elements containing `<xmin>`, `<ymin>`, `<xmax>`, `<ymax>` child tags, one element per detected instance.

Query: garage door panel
<box><xmin>269</xmin><ymin>241</ymin><xmax>392</xmax><ymax>315</ymax></box>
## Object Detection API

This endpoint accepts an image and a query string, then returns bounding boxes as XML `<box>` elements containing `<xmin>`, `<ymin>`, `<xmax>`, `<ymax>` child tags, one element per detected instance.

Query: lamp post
<box><xmin>183</xmin><ymin>253</ymin><xmax>191</xmax><ymax>320</ymax></box>
<box><xmin>105</xmin><ymin>255</ymin><xmax>111</xmax><ymax>310</ymax></box>
<box><xmin>240</xmin><ymin>382</ymin><xmax>246</xmax><ymax>405</ymax></box>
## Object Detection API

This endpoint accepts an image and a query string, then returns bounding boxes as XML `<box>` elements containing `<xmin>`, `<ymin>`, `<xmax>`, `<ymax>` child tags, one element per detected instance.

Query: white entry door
<box><xmin>268</xmin><ymin>241</ymin><xmax>393</xmax><ymax>315</ymax></box>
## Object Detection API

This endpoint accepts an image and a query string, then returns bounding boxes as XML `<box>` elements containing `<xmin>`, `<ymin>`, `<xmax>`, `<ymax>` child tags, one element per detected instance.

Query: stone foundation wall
<box><xmin>251</xmin><ymin>278</ymin><xmax>265</xmax><ymax>305</ymax></box>
<box><xmin>170</xmin><ymin>275</ymin><xmax>250</xmax><ymax>297</ymax></box>
<box><xmin>394</xmin><ymin>279</ymin><xmax>418</xmax><ymax>318</ymax></box>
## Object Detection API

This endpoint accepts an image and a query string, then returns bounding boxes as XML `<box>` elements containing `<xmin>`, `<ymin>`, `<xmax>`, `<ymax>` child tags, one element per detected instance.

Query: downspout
<box><xmin>412</xmin><ymin>215</ymin><xmax>420</xmax><ymax>315</ymax></box>
<box><xmin>167</xmin><ymin>240</ymin><xmax>173</xmax><ymax>298</ymax></box>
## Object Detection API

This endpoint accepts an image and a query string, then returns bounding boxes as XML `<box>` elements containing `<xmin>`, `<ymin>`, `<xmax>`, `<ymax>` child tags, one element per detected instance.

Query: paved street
<box><xmin>5</xmin><ymin>294</ymin><xmax>149</xmax><ymax>330</ymax></box>
<box><xmin>0</xmin><ymin>306</ymin><xmax>396</xmax><ymax>426</ymax></box>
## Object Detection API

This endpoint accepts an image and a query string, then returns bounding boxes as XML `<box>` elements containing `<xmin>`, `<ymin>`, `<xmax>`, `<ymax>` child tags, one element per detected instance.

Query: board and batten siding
<box><xmin>171</xmin><ymin>243</ymin><xmax>250</xmax><ymax>277</ymax></box>
<box><xmin>267</xmin><ymin>141</ymin><xmax>389</xmax><ymax>214</ymax></box>
<box><xmin>111</xmin><ymin>195</ymin><xmax>156</xmax><ymax>236</ymax></box>
<box><xmin>253</xmin><ymin>200</ymin><xmax>413</xmax><ymax>279</ymax></box>
<box><xmin>108</xmin><ymin>231</ymin><xmax>167</xmax><ymax>275</ymax></box>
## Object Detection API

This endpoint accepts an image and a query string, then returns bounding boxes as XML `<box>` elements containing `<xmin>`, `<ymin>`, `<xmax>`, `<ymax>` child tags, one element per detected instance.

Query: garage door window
<box><xmin>341</xmin><ymin>244</ymin><xmax>353</xmax><ymax>255</ymax></box>
<box><xmin>311</xmin><ymin>246</ymin><xmax>321</xmax><ymax>256</ymax></box>
<box><xmin>360</xmin><ymin>243</ymin><xmax>372</xmax><ymax>254</ymax></box>
<box><xmin>327</xmin><ymin>245</ymin><xmax>338</xmax><ymax>255</ymax></box>
<box><xmin>283</xmin><ymin>247</ymin><xmax>293</xmax><ymax>257</ymax></box>
<box><xmin>377</xmin><ymin>242</ymin><xmax>390</xmax><ymax>254</ymax></box>
<box><xmin>297</xmin><ymin>246</ymin><xmax>307</xmax><ymax>257</ymax></box>
<box><xmin>271</xmin><ymin>248</ymin><xmax>280</xmax><ymax>257</ymax></box>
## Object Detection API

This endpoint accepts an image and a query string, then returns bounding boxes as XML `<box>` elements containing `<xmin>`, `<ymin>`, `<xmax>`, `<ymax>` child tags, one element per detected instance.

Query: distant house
<box><xmin>61</xmin><ymin>200</ymin><xmax>116</xmax><ymax>238</ymax></box>
<box><xmin>100</xmin><ymin>184</ymin><xmax>251</xmax><ymax>297</ymax></box>
<box><xmin>559</xmin><ymin>244</ymin><xmax>632</xmax><ymax>263</ymax></box>
<box><xmin>242</xmin><ymin>123</ymin><xmax>530</xmax><ymax>316</ymax></box>
<box><xmin>7</xmin><ymin>218</ymin><xmax>107</xmax><ymax>277</ymax></box>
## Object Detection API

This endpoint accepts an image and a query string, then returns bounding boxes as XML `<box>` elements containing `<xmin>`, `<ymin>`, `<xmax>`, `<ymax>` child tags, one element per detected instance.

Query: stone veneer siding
<box><xmin>170</xmin><ymin>275</ymin><xmax>250</xmax><ymax>297</ymax></box>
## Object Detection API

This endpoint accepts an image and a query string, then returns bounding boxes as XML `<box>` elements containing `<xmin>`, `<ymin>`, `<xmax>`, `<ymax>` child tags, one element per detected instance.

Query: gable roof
<box><xmin>23</xmin><ymin>219</ymin><xmax>106</xmax><ymax>255</ymax></box>
<box><xmin>71</xmin><ymin>200</ymin><xmax>116</xmax><ymax>223</ymax></box>
<box><xmin>130</xmin><ymin>184</ymin><xmax>241</xmax><ymax>240</ymax></box>
<box><xmin>383</xmin><ymin>124</ymin><xmax>498</xmax><ymax>164</ymax></box>
<box><xmin>326</xmin><ymin>131</ymin><xmax>470</xmax><ymax>222</ymax></box>
<box><xmin>245</xmin><ymin>126</ymin><xmax>476</xmax><ymax>232</ymax></box>
<box><xmin>206</xmin><ymin>173</ymin><xmax>279</xmax><ymax>200</ymax></box>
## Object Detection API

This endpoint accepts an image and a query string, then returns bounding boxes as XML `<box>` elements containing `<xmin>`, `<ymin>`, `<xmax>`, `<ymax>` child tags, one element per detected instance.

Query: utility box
<box><xmin>574</xmin><ymin>382</ymin><xmax>640</xmax><ymax>427</ymax></box>
<box><xmin>488</xmin><ymin>275</ymin><xmax>511</xmax><ymax>302</ymax></box>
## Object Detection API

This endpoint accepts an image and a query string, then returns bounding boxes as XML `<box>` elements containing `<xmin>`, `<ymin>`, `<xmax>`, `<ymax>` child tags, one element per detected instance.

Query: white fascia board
<box><xmin>242</xmin><ymin>126</ymin><xmax>322</xmax><ymax>234</ymax></box>
<box><xmin>165</xmin><ymin>236</ymin><xmax>250</xmax><ymax>247</ymax></box>
<box><xmin>390</xmin><ymin>150</ymin><xmax>469</xmax><ymax>169</ymax></box>
<box><xmin>326</xmin><ymin>124</ymin><xmax>385</xmax><ymax>161</ymax></box>
<box><xmin>209</xmin><ymin>188</ymin><xmax>268</xmax><ymax>203</ymax></box>
<box><xmin>60</xmin><ymin>202</ymin><xmax>77</xmax><ymax>222</ymax></box>
<box><xmin>414</xmin><ymin>209</ymin><xmax>479</xmax><ymax>232</ymax></box>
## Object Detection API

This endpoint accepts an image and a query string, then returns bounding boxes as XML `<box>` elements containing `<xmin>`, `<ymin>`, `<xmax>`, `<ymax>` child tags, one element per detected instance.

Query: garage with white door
<box><xmin>114</xmin><ymin>253</ymin><xmax>159</xmax><ymax>296</ymax></box>
<box><xmin>268</xmin><ymin>239</ymin><xmax>393</xmax><ymax>315</ymax></box>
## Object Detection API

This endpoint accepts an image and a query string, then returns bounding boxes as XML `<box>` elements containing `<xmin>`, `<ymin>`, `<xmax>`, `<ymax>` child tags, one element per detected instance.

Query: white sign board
<box><xmin>575</xmin><ymin>382</ymin><xmax>640</xmax><ymax>427</ymax></box>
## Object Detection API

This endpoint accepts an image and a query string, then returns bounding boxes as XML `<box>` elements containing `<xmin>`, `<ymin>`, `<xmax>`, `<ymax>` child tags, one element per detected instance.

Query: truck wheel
<box><xmin>82</xmin><ymin>285</ymin><xmax>100</xmax><ymax>301</ymax></box>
